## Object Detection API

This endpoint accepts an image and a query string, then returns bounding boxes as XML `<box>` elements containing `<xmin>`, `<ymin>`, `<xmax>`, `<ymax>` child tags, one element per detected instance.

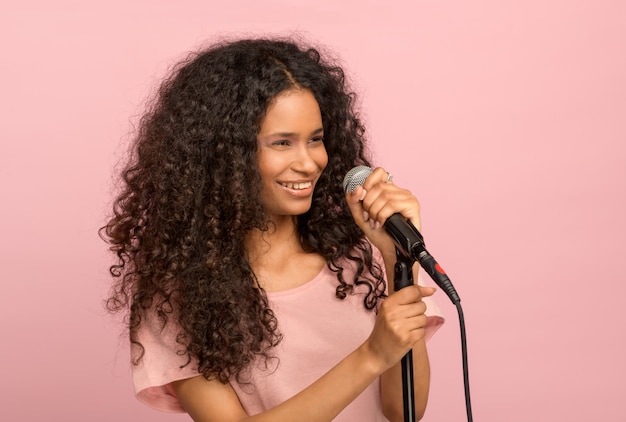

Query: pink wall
<box><xmin>1</xmin><ymin>1</ymin><xmax>624</xmax><ymax>420</ymax></box>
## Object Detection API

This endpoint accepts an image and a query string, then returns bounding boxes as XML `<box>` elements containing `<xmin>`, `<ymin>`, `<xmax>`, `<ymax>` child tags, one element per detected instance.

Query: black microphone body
<box><xmin>343</xmin><ymin>166</ymin><xmax>460</xmax><ymax>304</ymax></box>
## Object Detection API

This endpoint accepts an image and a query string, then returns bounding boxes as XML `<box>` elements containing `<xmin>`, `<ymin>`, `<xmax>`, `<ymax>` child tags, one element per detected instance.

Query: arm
<box><xmin>345</xmin><ymin>167</ymin><xmax>434</xmax><ymax>421</ymax></box>
<box><xmin>172</xmin><ymin>303</ymin><xmax>419</xmax><ymax>422</ymax></box>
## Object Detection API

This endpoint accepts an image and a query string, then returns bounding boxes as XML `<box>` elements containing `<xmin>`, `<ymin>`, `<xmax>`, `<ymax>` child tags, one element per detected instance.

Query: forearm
<box><xmin>177</xmin><ymin>342</ymin><xmax>386</xmax><ymax>422</ymax></box>
<box><xmin>380</xmin><ymin>338</ymin><xmax>430</xmax><ymax>421</ymax></box>
<box><xmin>241</xmin><ymin>343</ymin><xmax>384</xmax><ymax>422</ymax></box>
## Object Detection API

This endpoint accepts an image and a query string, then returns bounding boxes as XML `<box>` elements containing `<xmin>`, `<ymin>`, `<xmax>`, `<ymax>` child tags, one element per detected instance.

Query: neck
<box><xmin>245</xmin><ymin>215</ymin><xmax>304</xmax><ymax>267</ymax></box>
<box><xmin>245</xmin><ymin>215</ymin><xmax>327</xmax><ymax>292</ymax></box>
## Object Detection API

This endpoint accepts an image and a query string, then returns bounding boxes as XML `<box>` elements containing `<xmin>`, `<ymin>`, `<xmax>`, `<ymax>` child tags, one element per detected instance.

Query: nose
<box><xmin>292</xmin><ymin>143</ymin><xmax>319</xmax><ymax>173</ymax></box>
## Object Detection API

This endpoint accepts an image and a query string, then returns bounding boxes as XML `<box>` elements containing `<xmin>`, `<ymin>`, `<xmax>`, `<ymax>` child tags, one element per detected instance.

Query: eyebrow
<box><xmin>266</xmin><ymin>127</ymin><xmax>324</xmax><ymax>138</ymax></box>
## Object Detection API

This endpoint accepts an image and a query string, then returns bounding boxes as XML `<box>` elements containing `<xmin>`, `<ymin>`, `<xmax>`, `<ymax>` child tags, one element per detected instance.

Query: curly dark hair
<box><xmin>102</xmin><ymin>36</ymin><xmax>387</xmax><ymax>384</ymax></box>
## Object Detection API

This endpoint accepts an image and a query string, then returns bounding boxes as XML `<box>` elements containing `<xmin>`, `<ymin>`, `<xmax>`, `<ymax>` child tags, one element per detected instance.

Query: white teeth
<box><xmin>281</xmin><ymin>181</ymin><xmax>312</xmax><ymax>190</ymax></box>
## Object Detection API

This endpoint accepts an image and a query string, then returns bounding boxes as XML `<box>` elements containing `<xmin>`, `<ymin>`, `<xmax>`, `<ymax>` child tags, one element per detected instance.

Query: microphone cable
<box><xmin>343</xmin><ymin>166</ymin><xmax>474</xmax><ymax>421</ymax></box>
<box><xmin>457</xmin><ymin>300</ymin><xmax>473</xmax><ymax>422</ymax></box>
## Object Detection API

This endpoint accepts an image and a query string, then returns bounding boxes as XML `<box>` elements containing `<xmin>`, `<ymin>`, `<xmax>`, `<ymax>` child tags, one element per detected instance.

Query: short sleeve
<box><xmin>132</xmin><ymin>312</ymin><xmax>200</xmax><ymax>412</ymax></box>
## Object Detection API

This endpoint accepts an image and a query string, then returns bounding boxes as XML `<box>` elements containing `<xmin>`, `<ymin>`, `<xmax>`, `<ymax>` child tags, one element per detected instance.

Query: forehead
<box><xmin>258</xmin><ymin>89</ymin><xmax>322</xmax><ymax>135</ymax></box>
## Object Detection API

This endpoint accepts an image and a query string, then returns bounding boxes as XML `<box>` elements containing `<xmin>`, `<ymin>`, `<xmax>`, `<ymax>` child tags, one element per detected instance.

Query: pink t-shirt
<box><xmin>132</xmin><ymin>255</ymin><xmax>444</xmax><ymax>420</ymax></box>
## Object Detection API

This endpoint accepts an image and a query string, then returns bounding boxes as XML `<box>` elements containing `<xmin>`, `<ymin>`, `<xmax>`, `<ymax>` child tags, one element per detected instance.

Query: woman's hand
<box><xmin>345</xmin><ymin>166</ymin><xmax>433</xmax><ymax>365</ymax></box>
<box><xmin>361</xmin><ymin>284</ymin><xmax>435</xmax><ymax>372</ymax></box>
<box><xmin>345</xmin><ymin>167</ymin><xmax>422</xmax><ymax>259</ymax></box>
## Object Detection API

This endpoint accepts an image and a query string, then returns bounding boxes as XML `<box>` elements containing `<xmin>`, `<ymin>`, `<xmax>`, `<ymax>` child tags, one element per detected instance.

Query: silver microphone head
<box><xmin>343</xmin><ymin>166</ymin><xmax>373</xmax><ymax>193</ymax></box>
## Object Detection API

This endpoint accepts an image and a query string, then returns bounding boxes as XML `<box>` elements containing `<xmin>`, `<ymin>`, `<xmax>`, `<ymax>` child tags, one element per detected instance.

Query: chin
<box><xmin>274</xmin><ymin>203</ymin><xmax>314</xmax><ymax>218</ymax></box>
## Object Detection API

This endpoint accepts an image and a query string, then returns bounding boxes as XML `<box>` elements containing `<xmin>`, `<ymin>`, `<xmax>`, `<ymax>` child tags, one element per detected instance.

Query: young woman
<box><xmin>103</xmin><ymin>37</ymin><xmax>443</xmax><ymax>421</ymax></box>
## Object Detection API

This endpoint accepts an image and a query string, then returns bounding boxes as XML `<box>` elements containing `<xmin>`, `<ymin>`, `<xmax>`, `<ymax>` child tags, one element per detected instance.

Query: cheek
<box><xmin>316</xmin><ymin>147</ymin><xmax>329</xmax><ymax>170</ymax></box>
<box><xmin>257</xmin><ymin>153</ymin><xmax>282</xmax><ymax>182</ymax></box>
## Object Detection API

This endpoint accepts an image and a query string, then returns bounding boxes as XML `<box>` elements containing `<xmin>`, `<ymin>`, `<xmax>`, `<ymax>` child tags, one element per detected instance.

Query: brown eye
<box><xmin>272</xmin><ymin>140</ymin><xmax>291</xmax><ymax>147</ymax></box>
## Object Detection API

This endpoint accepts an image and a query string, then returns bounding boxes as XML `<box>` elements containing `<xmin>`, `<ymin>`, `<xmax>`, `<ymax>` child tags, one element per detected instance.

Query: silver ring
<box><xmin>386</xmin><ymin>172</ymin><xmax>393</xmax><ymax>183</ymax></box>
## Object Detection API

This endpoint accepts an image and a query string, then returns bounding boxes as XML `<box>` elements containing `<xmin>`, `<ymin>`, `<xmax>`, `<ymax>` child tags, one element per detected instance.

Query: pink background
<box><xmin>1</xmin><ymin>0</ymin><xmax>625</xmax><ymax>420</ymax></box>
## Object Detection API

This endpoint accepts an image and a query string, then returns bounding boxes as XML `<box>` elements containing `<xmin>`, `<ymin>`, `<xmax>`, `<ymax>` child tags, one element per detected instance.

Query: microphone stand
<box><xmin>393</xmin><ymin>250</ymin><xmax>418</xmax><ymax>422</ymax></box>
<box><xmin>385</xmin><ymin>214</ymin><xmax>471</xmax><ymax>421</ymax></box>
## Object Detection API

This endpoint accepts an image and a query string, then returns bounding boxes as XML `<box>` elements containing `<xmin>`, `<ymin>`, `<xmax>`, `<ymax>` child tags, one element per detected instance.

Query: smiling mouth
<box><xmin>279</xmin><ymin>181</ymin><xmax>313</xmax><ymax>190</ymax></box>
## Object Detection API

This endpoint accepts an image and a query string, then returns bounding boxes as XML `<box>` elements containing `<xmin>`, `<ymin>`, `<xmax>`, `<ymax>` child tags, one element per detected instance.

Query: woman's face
<box><xmin>256</xmin><ymin>88</ymin><xmax>328</xmax><ymax>221</ymax></box>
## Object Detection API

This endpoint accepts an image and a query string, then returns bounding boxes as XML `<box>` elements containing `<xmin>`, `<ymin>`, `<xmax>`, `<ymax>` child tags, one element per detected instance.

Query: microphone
<box><xmin>343</xmin><ymin>166</ymin><xmax>460</xmax><ymax>304</ymax></box>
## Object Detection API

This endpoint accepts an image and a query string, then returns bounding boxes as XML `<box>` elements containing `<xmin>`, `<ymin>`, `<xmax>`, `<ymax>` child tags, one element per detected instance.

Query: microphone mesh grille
<box><xmin>343</xmin><ymin>166</ymin><xmax>373</xmax><ymax>193</ymax></box>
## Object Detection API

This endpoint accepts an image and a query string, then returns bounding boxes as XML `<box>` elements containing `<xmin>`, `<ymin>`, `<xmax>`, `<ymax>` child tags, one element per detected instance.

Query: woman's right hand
<box><xmin>362</xmin><ymin>284</ymin><xmax>434</xmax><ymax>372</ymax></box>
<box><xmin>344</xmin><ymin>167</ymin><xmax>422</xmax><ymax>262</ymax></box>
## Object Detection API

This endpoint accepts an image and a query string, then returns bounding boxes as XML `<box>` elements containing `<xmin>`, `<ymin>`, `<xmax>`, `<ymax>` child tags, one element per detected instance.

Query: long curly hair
<box><xmin>102</xmin><ymin>37</ymin><xmax>387</xmax><ymax>384</ymax></box>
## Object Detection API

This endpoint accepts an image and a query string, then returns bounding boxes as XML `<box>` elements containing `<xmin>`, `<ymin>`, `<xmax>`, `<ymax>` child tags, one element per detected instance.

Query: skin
<box><xmin>171</xmin><ymin>88</ymin><xmax>434</xmax><ymax>421</ymax></box>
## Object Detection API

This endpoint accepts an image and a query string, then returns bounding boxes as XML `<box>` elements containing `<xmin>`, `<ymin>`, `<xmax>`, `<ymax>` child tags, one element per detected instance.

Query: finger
<box><xmin>408</xmin><ymin>327</ymin><xmax>426</xmax><ymax>344</ymax></box>
<box><xmin>383</xmin><ymin>302</ymin><xmax>427</xmax><ymax>324</ymax></box>
<box><xmin>353</xmin><ymin>167</ymin><xmax>416</xmax><ymax>223</ymax></box>
<box><xmin>367</xmin><ymin>197</ymin><xmax>410</xmax><ymax>227</ymax></box>
<box><xmin>360</xmin><ymin>186</ymin><xmax>395</xmax><ymax>222</ymax></box>
<box><xmin>345</xmin><ymin>185</ymin><xmax>366</xmax><ymax>223</ymax></box>
<box><xmin>385</xmin><ymin>310</ymin><xmax>428</xmax><ymax>344</ymax></box>
<box><xmin>405</xmin><ymin>301</ymin><xmax>428</xmax><ymax>319</ymax></box>
<box><xmin>346</xmin><ymin>185</ymin><xmax>385</xmax><ymax>233</ymax></box>
<box><xmin>361</xmin><ymin>184</ymin><xmax>420</xmax><ymax>228</ymax></box>
<box><xmin>384</xmin><ymin>285</ymin><xmax>421</xmax><ymax>305</ymax></box>
<box><xmin>418</xmin><ymin>286</ymin><xmax>436</xmax><ymax>298</ymax></box>
<box><xmin>361</xmin><ymin>167</ymin><xmax>392</xmax><ymax>191</ymax></box>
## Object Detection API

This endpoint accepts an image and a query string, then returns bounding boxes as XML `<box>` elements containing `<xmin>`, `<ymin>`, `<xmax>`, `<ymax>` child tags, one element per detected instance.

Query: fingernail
<box><xmin>359</xmin><ymin>189</ymin><xmax>367</xmax><ymax>201</ymax></box>
<box><xmin>369</xmin><ymin>220</ymin><xmax>376</xmax><ymax>230</ymax></box>
<box><xmin>374</xmin><ymin>221</ymin><xmax>381</xmax><ymax>230</ymax></box>
<box><xmin>362</xmin><ymin>211</ymin><xmax>369</xmax><ymax>222</ymax></box>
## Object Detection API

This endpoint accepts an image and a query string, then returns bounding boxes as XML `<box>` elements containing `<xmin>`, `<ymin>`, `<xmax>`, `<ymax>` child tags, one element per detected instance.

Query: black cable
<box><xmin>456</xmin><ymin>301</ymin><xmax>473</xmax><ymax>422</ymax></box>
